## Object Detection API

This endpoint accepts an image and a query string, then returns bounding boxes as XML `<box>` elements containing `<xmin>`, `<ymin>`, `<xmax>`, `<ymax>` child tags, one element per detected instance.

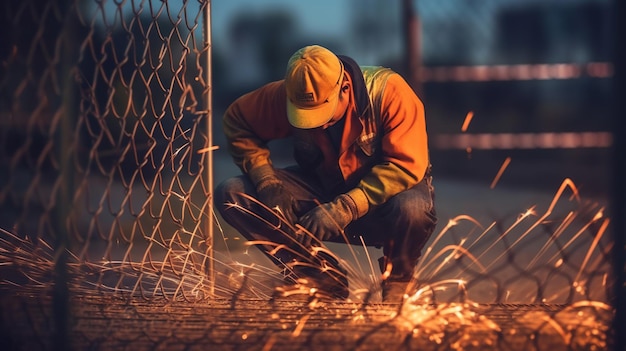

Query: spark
<box><xmin>197</xmin><ymin>145</ymin><xmax>219</xmax><ymax>154</ymax></box>
<box><xmin>490</xmin><ymin>156</ymin><xmax>511</xmax><ymax>189</ymax></box>
<box><xmin>461</xmin><ymin>111</ymin><xmax>474</xmax><ymax>132</ymax></box>
<box><xmin>461</xmin><ymin>111</ymin><xmax>475</xmax><ymax>157</ymax></box>
<box><xmin>173</xmin><ymin>142</ymin><xmax>190</xmax><ymax>157</ymax></box>
<box><xmin>292</xmin><ymin>314</ymin><xmax>311</xmax><ymax>337</ymax></box>
<box><xmin>573</xmin><ymin>217</ymin><xmax>610</xmax><ymax>285</ymax></box>
<box><xmin>359</xmin><ymin>236</ymin><xmax>378</xmax><ymax>285</ymax></box>
<box><xmin>261</xmin><ymin>335</ymin><xmax>277</xmax><ymax>351</ymax></box>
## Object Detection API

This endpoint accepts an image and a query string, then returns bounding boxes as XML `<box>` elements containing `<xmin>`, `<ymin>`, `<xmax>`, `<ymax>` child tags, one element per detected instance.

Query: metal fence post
<box><xmin>54</xmin><ymin>1</ymin><xmax>79</xmax><ymax>349</ymax></box>
<box><xmin>203</xmin><ymin>0</ymin><xmax>215</xmax><ymax>297</ymax></box>
<box><xmin>403</xmin><ymin>0</ymin><xmax>422</xmax><ymax>95</ymax></box>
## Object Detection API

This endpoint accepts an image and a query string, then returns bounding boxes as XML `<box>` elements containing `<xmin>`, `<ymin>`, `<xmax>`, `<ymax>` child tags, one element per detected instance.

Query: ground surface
<box><xmin>0</xmin><ymin>177</ymin><xmax>613</xmax><ymax>350</ymax></box>
<box><xmin>2</xmin><ymin>291</ymin><xmax>587</xmax><ymax>351</ymax></box>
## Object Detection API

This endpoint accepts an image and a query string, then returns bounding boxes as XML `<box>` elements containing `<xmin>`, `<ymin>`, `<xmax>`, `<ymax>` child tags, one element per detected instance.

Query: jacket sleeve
<box><xmin>350</xmin><ymin>73</ymin><xmax>429</xmax><ymax>214</ymax></box>
<box><xmin>222</xmin><ymin>80</ymin><xmax>292</xmax><ymax>177</ymax></box>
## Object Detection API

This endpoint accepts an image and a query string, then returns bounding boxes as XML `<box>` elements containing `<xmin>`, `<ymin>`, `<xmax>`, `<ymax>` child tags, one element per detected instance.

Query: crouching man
<box><xmin>215</xmin><ymin>45</ymin><xmax>437</xmax><ymax>303</ymax></box>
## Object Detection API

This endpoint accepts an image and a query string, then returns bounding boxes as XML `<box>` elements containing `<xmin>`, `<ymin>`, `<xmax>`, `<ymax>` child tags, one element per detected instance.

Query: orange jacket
<box><xmin>222</xmin><ymin>63</ymin><xmax>429</xmax><ymax>216</ymax></box>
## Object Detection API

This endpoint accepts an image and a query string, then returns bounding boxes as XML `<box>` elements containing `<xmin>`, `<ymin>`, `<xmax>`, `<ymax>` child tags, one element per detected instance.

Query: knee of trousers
<box><xmin>379</xmin><ymin>190</ymin><xmax>437</xmax><ymax>231</ymax></box>
<box><xmin>213</xmin><ymin>176</ymin><xmax>252</xmax><ymax>219</ymax></box>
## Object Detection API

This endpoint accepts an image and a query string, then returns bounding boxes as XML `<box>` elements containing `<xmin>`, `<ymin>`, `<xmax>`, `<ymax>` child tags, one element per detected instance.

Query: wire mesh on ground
<box><xmin>0</xmin><ymin>0</ymin><xmax>614</xmax><ymax>350</ymax></box>
<box><xmin>1</xmin><ymin>292</ymin><xmax>612</xmax><ymax>351</ymax></box>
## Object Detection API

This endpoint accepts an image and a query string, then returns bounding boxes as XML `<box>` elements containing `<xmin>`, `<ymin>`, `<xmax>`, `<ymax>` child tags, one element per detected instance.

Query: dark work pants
<box><xmin>214</xmin><ymin>166</ymin><xmax>437</xmax><ymax>281</ymax></box>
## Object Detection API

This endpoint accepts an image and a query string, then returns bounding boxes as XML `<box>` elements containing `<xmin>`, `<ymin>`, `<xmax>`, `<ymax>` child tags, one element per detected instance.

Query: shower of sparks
<box><xmin>0</xmin><ymin>178</ymin><xmax>614</xmax><ymax>350</ymax></box>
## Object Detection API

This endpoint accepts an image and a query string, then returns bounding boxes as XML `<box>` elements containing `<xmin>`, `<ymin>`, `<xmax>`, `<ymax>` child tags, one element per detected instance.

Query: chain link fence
<box><xmin>0</xmin><ymin>0</ymin><xmax>616</xmax><ymax>350</ymax></box>
<box><xmin>1</xmin><ymin>0</ymin><xmax>220</xmax><ymax>297</ymax></box>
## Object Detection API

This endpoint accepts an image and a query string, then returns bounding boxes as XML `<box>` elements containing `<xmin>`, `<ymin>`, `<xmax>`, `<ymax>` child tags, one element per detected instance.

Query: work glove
<box><xmin>298</xmin><ymin>194</ymin><xmax>359</xmax><ymax>247</ymax></box>
<box><xmin>256</xmin><ymin>177</ymin><xmax>299</xmax><ymax>225</ymax></box>
<box><xmin>249</xmin><ymin>164</ymin><xmax>299</xmax><ymax>225</ymax></box>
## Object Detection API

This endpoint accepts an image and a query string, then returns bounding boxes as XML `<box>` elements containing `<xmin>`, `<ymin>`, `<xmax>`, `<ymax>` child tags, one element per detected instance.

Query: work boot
<box><xmin>275</xmin><ymin>259</ymin><xmax>350</xmax><ymax>301</ymax></box>
<box><xmin>301</xmin><ymin>269</ymin><xmax>349</xmax><ymax>299</ymax></box>
<box><xmin>381</xmin><ymin>280</ymin><xmax>409</xmax><ymax>304</ymax></box>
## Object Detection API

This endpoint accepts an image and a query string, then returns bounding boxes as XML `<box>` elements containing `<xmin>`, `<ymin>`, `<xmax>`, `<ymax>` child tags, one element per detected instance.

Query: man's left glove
<box><xmin>298</xmin><ymin>194</ymin><xmax>359</xmax><ymax>247</ymax></box>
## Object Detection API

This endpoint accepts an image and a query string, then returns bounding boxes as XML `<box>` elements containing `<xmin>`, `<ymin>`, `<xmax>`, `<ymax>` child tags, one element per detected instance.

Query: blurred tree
<box><xmin>227</xmin><ymin>10</ymin><xmax>297</xmax><ymax>86</ymax></box>
<box><xmin>349</xmin><ymin>0</ymin><xmax>402</xmax><ymax>65</ymax></box>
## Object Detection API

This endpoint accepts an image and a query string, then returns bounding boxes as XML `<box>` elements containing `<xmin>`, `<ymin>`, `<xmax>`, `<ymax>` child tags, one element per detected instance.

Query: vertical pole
<box><xmin>403</xmin><ymin>0</ymin><xmax>422</xmax><ymax>95</ymax></box>
<box><xmin>203</xmin><ymin>0</ymin><xmax>215</xmax><ymax>297</ymax></box>
<box><xmin>612</xmin><ymin>0</ymin><xmax>625</xmax><ymax>349</ymax></box>
<box><xmin>54</xmin><ymin>1</ymin><xmax>78</xmax><ymax>349</ymax></box>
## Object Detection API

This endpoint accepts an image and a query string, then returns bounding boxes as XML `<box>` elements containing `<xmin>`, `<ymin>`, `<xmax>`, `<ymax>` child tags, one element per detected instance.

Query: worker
<box><xmin>215</xmin><ymin>45</ymin><xmax>437</xmax><ymax>303</ymax></box>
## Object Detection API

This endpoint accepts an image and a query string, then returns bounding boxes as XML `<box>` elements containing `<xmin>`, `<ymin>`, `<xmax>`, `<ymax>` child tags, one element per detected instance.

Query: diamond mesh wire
<box><xmin>1</xmin><ymin>0</ymin><xmax>216</xmax><ymax>301</ymax></box>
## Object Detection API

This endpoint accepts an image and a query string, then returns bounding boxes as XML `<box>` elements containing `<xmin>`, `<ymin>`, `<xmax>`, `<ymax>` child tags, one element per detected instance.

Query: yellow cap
<box><xmin>285</xmin><ymin>45</ymin><xmax>344</xmax><ymax>129</ymax></box>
